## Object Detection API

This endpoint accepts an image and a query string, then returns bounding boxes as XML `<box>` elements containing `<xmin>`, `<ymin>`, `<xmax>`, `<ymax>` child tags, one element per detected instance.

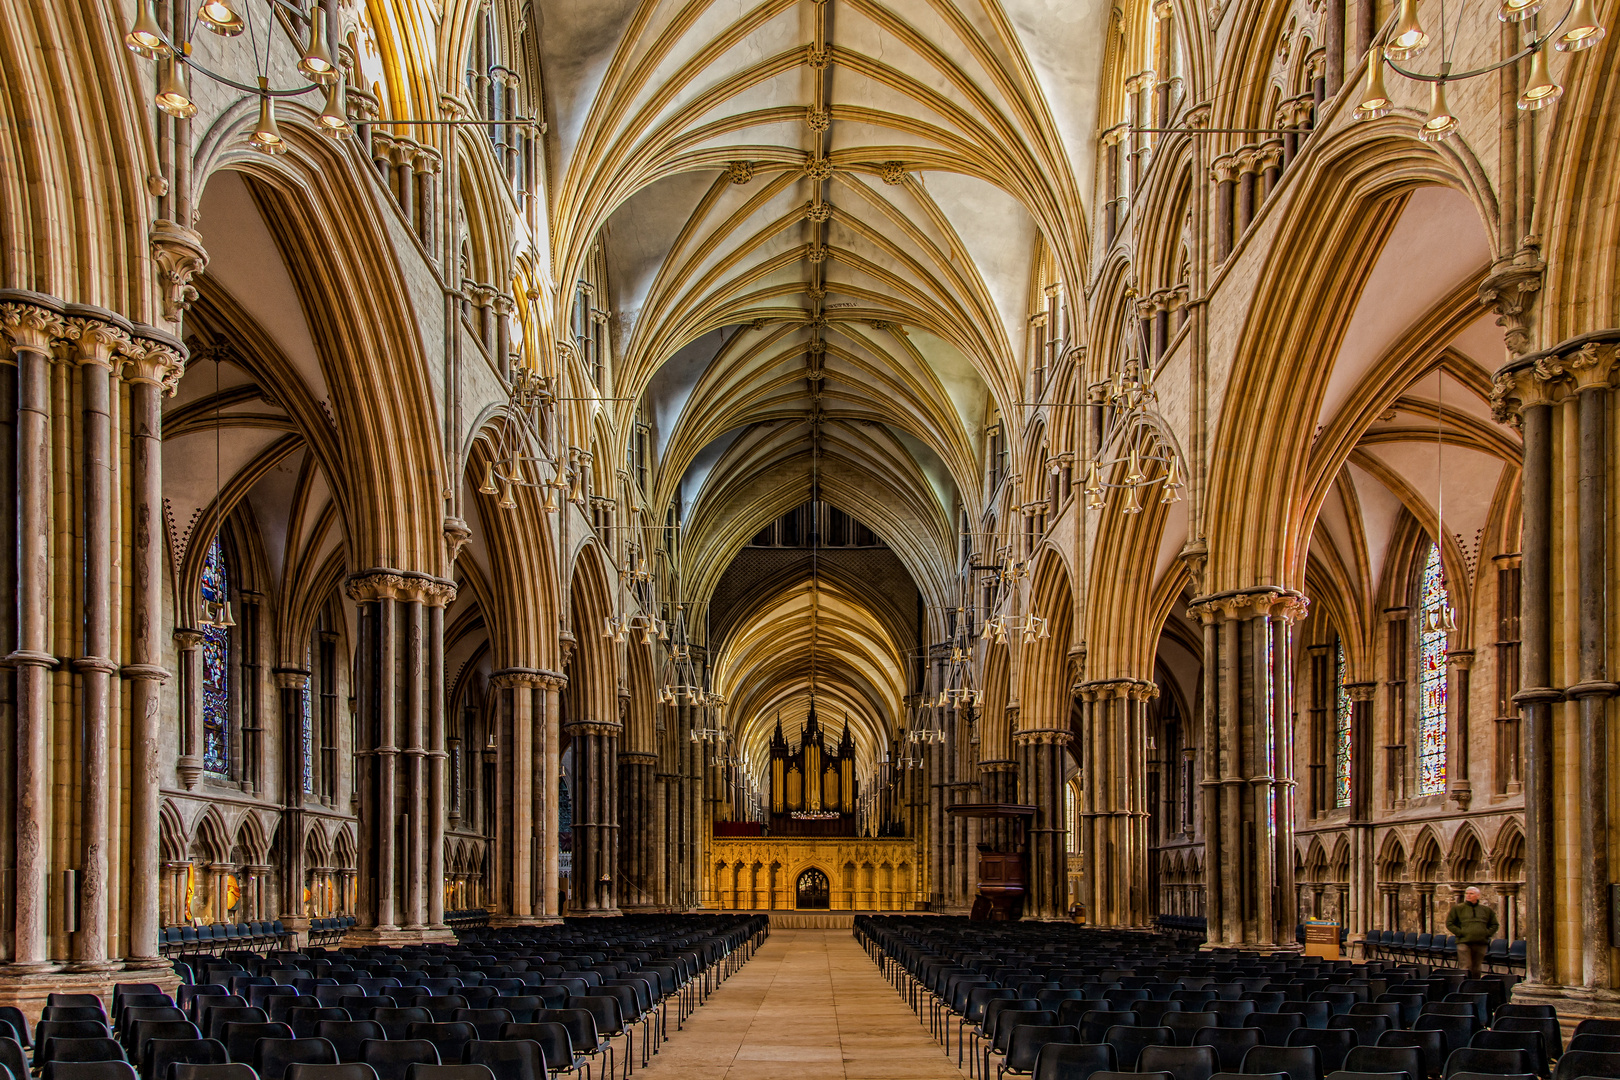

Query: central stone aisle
<box><xmin>640</xmin><ymin>927</ymin><xmax>971</xmax><ymax>1080</ymax></box>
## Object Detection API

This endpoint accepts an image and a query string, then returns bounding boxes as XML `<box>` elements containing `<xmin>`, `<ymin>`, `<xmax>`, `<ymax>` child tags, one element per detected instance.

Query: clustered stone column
<box><xmin>567</xmin><ymin>716</ymin><xmax>621</xmax><ymax>914</ymax></box>
<box><xmin>1188</xmin><ymin>588</ymin><xmax>1307</xmax><ymax>948</ymax></box>
<box><xmin>1492</xmin><ymin>333</ymin><xmax>1619</xmax><ymax>996</ymax></box>
<box><xmin>1015</xmin><ymin>726</ymin><xmax>1072</xmax><ymax>920</ymax></box>
<box><xmin>618</xmin><ymin>751</ymin><xmax>658</xmax><ymax>908</ymax></box>
<box><xmin>276</xmin><ymin>669</ymin><xmax>312</xmax><ymax>940</ymax></box>
<box><xmin>1076</xmin><ymin>680</ymin><xmax>1156</xmax><ymax>927</ymax></box>
<box><xmin>0</xmin><ymin>294</ymin><xmax>182</xmax><ymax>991</ymax></box>
<box><xmin>348</xmin><ymin>571</ymin><xmax>455</xmax><ymax>941</ymax></box>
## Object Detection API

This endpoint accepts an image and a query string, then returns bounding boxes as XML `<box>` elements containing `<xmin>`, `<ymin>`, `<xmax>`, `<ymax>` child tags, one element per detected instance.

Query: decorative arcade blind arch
<box><xmin>1335</xmin><ymin>639</ymin><xmax>1351</xmax><ymax>809</ymax></box>
<box><xmin>200</xmin><ymin>534</ymin><xmax>231</xmax><ymax>776</ymax></box>
<box><xmin>1417</xmin><ymin>541</ymin><xmax>1449</xmax><ymax>796</ymax></box>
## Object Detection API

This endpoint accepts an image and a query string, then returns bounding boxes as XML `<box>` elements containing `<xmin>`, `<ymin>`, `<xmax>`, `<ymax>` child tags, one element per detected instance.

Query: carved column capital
<box><xmin>0</xmin><ymin>293</ymin><xmax>67</xmax><ymax>355</ymax></box>
<box><xmin>63</xmin><ymin>311</ymin><xmax>134</xmax><ymax>367</ymax></box>
<box><xmin>1477</xmin><ymin>242</ymin><xmax>1545</xmax><ymax>356</ymax></box>
<box><xmin>121</xmin><ymin>334</ymin><xmax>187</xmax><ymax>395</ymax></box>
<box><xmin>149</xmin><ymin>220</ymin><xmax>209</xmax><ymax>324</ymax></box>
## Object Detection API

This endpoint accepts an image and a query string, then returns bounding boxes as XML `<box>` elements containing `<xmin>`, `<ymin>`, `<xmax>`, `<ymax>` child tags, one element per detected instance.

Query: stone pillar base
<box><xmin>1510</xmin><ymin>981</ymin><xmax>1620</xmax><ymax>1020</ymax></box>
<box><xmin>340</xmin><ymin>926</ymin><xmax>457</xmax><ymax>947</ymax></box>
<box><xmin>0</xmin><ymin>967</ymin><xmax>183</xmax><ymax>1021</ymax></box>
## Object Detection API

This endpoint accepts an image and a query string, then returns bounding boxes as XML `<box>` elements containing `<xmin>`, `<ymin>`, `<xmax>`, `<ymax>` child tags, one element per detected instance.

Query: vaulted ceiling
<box><xmin>541</xmin><ymin>0</ymin><xmax>1107</xmax><ymax>602</ymax></box>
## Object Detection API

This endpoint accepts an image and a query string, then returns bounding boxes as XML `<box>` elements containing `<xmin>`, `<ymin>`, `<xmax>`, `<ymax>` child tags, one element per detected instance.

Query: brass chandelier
<box><xmin>125</xmin><ymin>0</ymin><xmax>540</xmax><ymax>150</ymax></box>
<box><xmin>1082</xmin><ymin>352</ymin><xmax>1186</xmax><ymax>515</ymax></box>
<box><xmin>1353</xmin><ymin>0</ymin><xmax>1605</xmax><ymax>137</ymax></box>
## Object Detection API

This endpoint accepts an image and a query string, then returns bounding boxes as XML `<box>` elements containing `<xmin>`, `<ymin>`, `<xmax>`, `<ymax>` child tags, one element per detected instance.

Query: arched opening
<box><xmin>796</xmin><ymin>867</ymin><xmax>830</xmax><ymax>910</ymax></box>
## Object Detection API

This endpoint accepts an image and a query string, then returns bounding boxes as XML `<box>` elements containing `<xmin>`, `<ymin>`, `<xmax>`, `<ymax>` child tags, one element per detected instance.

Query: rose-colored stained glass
<box><xmin>1417</xmin><ymin>541</ymin><xmax>1448</xmax><ymax>795</ymax></box>
<box><xmin>201</xmin><ymin>535</ymin><xmax>231</xmax><ymax>776</ymax></box>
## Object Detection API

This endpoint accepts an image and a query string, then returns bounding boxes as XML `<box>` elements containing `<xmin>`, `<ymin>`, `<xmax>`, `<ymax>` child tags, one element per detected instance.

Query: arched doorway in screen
<box><xmin>796</xmin><ymin>867</ymin><xmax>830</xmax><ymax>909</ymax></box>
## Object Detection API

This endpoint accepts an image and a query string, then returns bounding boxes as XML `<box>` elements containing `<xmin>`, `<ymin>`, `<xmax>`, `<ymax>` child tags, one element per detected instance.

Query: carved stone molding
<box><xmin>345</xmin><ymin>569</ymin><xmax>458</xmax><ymax>605</ymax></box>
<box><xmin>1012</xmin><ymin>727</ymin><xmax>1073</xmax><ymax>747</ymax></box>
<box><xmin>149</xmin><ymin>219</ymin><xmax>209</xmax><ymax>323</ymax></box>
<box><xmin>1187</xmin><ymin>586</ymin><xmax>1309</xmax><ymax>624</ymax></box>
<box><xmin>0</xmin><ymin>295</ymin><xmax>67</xmax><ymax>355</ymax></box>
<box><xmin>1478</xmin><ymin>242</ymin><xmax>1545</xmax><ymax>356</ymax></box>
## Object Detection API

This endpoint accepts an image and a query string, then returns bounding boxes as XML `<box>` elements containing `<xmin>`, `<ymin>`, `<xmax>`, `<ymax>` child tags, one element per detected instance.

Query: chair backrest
<box><xmin>1346</xmin><ymin>1046</ymin><xmax>1426</xmax><ymax>1080</ymax></box>
<box><xmin>253</xmin><ymin>1039</ymin><xmax>338</xmax><ymax>1080</ymax></box>
<box><xmin>1570</xmin><ymin>1037</ymin><xmax>1620</xmax><ymax>1056</ymax></box>
<box><xmin>0</xmin><ymin>1006</ymin><xmax>32</xmax><ymax>1048</ymax></box>
<box><xmin>283</xmin><ymin>1066</ymin><xmax>380</xmax><ymax>1080</ymax></box>
<box><xmin>1378</xmin><ymin>1029</ymin><xmax>1448</xmax><ymax>1077</ymax></box>
<box><xmin>46</xmin><ymin>1038</ymin><xmax>127</xmax><ymax>1065</ymax></box>
<box><xmin>1443</xmin><ymin>1046</ymin><xmax>1535</xmax><ymax>1080</ymax></box>
<box><xmin>494</xmin><ymin>1026</ymin><xmax>573</xmax><ymax>1072</ymax></box>
<box><xmin>1198</xmin><ymin>1027</ymin><xmax>1265</xmax><ymax>1070</ymax></box>
<box><xmin>1575</xmin><ymin>1023</ymin><xmax>1620</xmax><ymax>1040</ymax></box>
<box><xmin>403</xmin><ymin>1025</ymin><xmax>475</xmax><ymax>1067</ymax></box>
<box><xmin>38</xmin><ymin>1021</ymin><xmax>116</xmax><ymax>1061</ymax></box>
<box><xmin>1140</xmin><ymin>1044</ymin><xmax>1221</xmax><ymax>1080</ymax></box>
<box><xmin>1033</xmin><ymin>1041</ymin><xmax>1116</xmax><ymax>1080</ymax></box>
<box><xmin>50</xmin><ymin>996</ymin><xmax>106</xmax><ymax>1011</ymax></box>
<box><xmin>144</xmin><ymin>1039</ymin><xmax>224</xmax><ymax>1080</ymax></box>
<box><xmin>1213</xmin><ymin>1002</ymin><xmax>1260</xmax><ymax>1025</ymax></box>
<box><xmin>1446</xmin><ymin>1072</ymin><xmax>1535</xmax><ymax>1080</ymax></box>
<box><xmin>1247</xmin><ymin>1013</ymin><xmax>1307</xmax><ymax>1043</ymax></box>
<box><xmin>169</xmin><ymin>1065</ymin><xmax>258</xmax><ymax>1080</ymax></box>
<box><xmin>45</xmin><ymin>1009</ymin><xmax>110</xmax><ymax>1026</ymax></box>
<box><xmin>1330</xmin><ymin>1016</ymin><xmax>1392</xmax><ymax>1042</ymax></box>
<box><xmin>1105</xmin><ymin>1025</ymin><xmax>1176</xmax><ymax>1070</ymax></box>
<box><xmin>1552</xmin><ymin>1050</ymin><xmax>1620</xmax><ymax>1080</ymax></box>
<box><xmin>1414</xmin><ymin>1015</ymin><xmax>1477</xmax><ymax>1056</ymax></box>
<box><xmin>370</xmin><ymin>1010</ymin><xmax>434</xmax><ymax>1042</ymax></box>
<box><xmin>1286</xmin><ymin>1028</ymin><xmax>1359</xmax><ymax>1073</ymax></box>
<box><xmin>1493</xmin><ymin>1019</ymin><xmax>1564</xmax><ymax>1060</ymax></box>
<box><xmin>533</xmin><ymin>1010</ymin><xmax>600</xmax><ymax>1055</ymax></box>
<box><xmin>360</xmin><ymin>1041</ymin><xmax>442</xmax><ymax>1080</ymax></box>
<box><xmin>313</xmin><ymin>1023</ymin><xmax>385</xmax><ymax>1065</ymax></box>
<box><xmin>1242</xmin><ymin>1044</ymin><xmax>1324</xmax><ymax>1080</ymax></box>
<box><xmin>1494</xmin><ymin>1007</ymin><xmax>1556</xmax><ymax>1023</ymax></box>
<box><xmin>1470</xmin><ymin>1029</ymin><xmax>1549</xmax><ymax>1078</ymax></box>
<box><xmin>1350</xmin><ymin>1006</ymin><xmax>1403</xmax><ymax>1024</ymax></box>
<box><xmin>124</xmin><ymin>1018</ymin><xmax>197</xmax><ymax>1061</ymax></box>
<box><xmin>461</xmin><ymin>1040</ymin><xmax>546</xmax><ymax>1080</ymax></box>
<box><xmin>287</xmin><ymin>1010</ymin><xmax>352</xmax><ymax>1040</ymax></box>
<box><xmin>992</xmin><ymin>1011</ymin><xmax>1057</xmax><ymax>1054</ymax></box>
<box><xmin>42</xmin><ymin>1063</ymin><xmax>137</xmax><ymax>1080</ymax></box>
<box><xmin>1324</xmin><ymin>1071</ymin><xmax>1411</xmax><ymax>1080</ymax></box>
<box><xmin>562</xmin><ymin>997</ymin><xmax>623</xmax><ymax>1038</ymax></box>
<box><xmin>1080</xmin><ymin>1011</ymin><xmax>1140</xmax><ymax>1042</ymax></box>
<box><xmin>402</xmin><ymin>1067</ymin><xmax>495</xmax><ymax>1080</ymax></box>
<box><xmin>221</xmin><ymin>1021</ymin><xmax>294</xmax><ymax>1064</ymax></box>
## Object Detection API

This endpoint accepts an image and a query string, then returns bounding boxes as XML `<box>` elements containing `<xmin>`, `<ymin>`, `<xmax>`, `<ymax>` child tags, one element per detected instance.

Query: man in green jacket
<box><xmin>1446</xmin><ymin>886</ymin><xmax>1500</xmax><ymax>975</ymax></box>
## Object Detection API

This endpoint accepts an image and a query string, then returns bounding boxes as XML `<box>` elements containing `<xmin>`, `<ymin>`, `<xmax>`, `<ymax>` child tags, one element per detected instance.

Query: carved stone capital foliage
<box><xmin>620</xmin><ymin>751</ymin><xmax>658</xmax><ymax>766</ymax></box>
<box><xmin>150</xmin><ymin>219</ymin><xmax>209</xmax><ymax>323</ymax></box>
<box><xmin>0</xmin><ymin>294</ymin><xmax>67</xmax><ymax>355</ymax></box>
<box><xmin>273</xmin><ymin>668</ymin><xmax>312</xmax><ymax>689</ymax></box>
<box><xmin>122</xmin><ymin>337</ymin><xmax>187</xmax><ymax>395</ymax></box>
<box><xmin>1477</xmin><ymin>244</ymin><xmax>1545</xmax><ymax>356</ymax></box>
<box><xmin>63</xmin><ymin>312</ymin><xmax>133</xmax><ymax>366</ymax></box>
<box><xmin>443</xmin><ymin>517</ymin><xmax>472</xmax><ymax>564</ymax></box>
<box><xmin>490</xmin><ymin>668</ymin><xmax>547</xmax><ymax>690</ymax></box>
<box><xmin>344</xmin><ymin>569</ymin><xmax>458</xmax><ymax>605</ymax></box>
<box><xmin>564</xmin><ymin>721</ymin><xmax>622</xmax><ymax>737</ymax></box>
<box><xmin>1209</xmin><ymin>154</ymin><xmax>1241</xmax><ymax>184</ymax></box>
<box><xmin>1076</xmin><ymin>677</ymin><xmax>1159</xmax><ymax>703</ymax></box>
<box><xmin>1345</xmin><ymin>681</ymin><xmax>1377</xmax><ymax>703</ymax></box>
<box><xmin>1494</xmin><ymin>330</ymin><xmax>1620</xmax><ymax>424</ymax></box>
<box><xmin>1186</xmin><ymin>586</ymin><xmax>1309</xmax><ymax>624</ymax></box>
<box><xmin>1013</xmin><ymin>727</ymin><xmax>1073</xmax><ymax>747</ymax></box>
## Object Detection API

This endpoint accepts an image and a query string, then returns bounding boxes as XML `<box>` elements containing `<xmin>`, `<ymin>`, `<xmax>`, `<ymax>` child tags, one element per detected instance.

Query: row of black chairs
<box><xmin>854</xmin><ymin>915</ymin><xmax>1598</xmax><ymax>1080</ymax></box>
<box><xmin>13</xmin><ymin>915</ymin><xmax>766</xmax><ymax>1080</ymax></box>
<box><xmin>1364</xmin><ymin>935</ymin><xmax>1526</xmax><ymax>974</ymax></box>
<box><xmin>162</xmin><ymin>927</ymin><xmax>296</xmax><ymax>957</ymax></box>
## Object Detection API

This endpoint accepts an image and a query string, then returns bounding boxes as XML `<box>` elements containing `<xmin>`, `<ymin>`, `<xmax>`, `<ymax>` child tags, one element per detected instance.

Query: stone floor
<box><xmin>636</xmin><ymin>927</ymin><xmax>972</xmax><ymax>1080</ymax></box>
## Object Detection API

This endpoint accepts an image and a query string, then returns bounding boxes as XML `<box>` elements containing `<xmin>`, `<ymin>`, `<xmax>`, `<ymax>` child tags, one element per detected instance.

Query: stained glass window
<box><xmin>1335</xmin><ymin>639</ymin><xmax>1352</xmax><ymax>809</ymax></box>
<box><xmin>301</xmin><ymin>680</ymin><xmax>314</xmax><ymax>795</ymax></box>
<box><xmin>200</xmin><ymin>535</ymin><xmax>231</xmax><ymax>776</ymax></box>
<box><xmin>1417</xmin><ymin>541</ymin><xmax>1449</xmax><ymax>795</ymax></box>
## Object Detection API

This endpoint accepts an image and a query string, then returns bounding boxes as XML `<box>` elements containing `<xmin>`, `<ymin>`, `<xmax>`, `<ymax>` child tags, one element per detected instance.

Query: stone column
<box><xmin>0</xmin><ymin>297</ymin><xmax>64</xmax><ymax>973</ymax></box>
<box><xmin>619</xmin><ymin>752</ymin><xmax>657</xmax><ymax>909</ymax></box>
<box><xmin>426</xmin><ymin>597</ymin><xmax>449</xmax><ymax>930</ymax></box>
<box><xmin>1076</xmin><ymin>680</ymin><xmax>1155</xmax><ymax>927</ymax></box>
<box><xmin>1211</xmin><ymin>156</ymin><xmax>1239</xmax><ymax>263</ymax></box>
<box><xmin>567</xmin><ymin>719</ymin><xmax>622</xmax><ymax>914</ymax></box>
<box><xmin>490</xmin><ymin>669</ymin><xmax>537</xmax><ymax>921</ymax></box>
<box><xmin>347</xmin><ymin>570</ymin><xmax>455</xmax><ymax>942</ymax></box>
<box><xmin>1514</xmin><ymin>377</ymin><xmax>1558</xmax><ymax>985</ymax></box>
<box><xmin>275</xmin><ymin>668</ymin><xmax>311</xmax><ymax>940</ymax></box>
<box><xmin>1236</xmin><ymin>148</ymin><xmax>1261</xmax><ymax>233</ymax></box>
<box><xmin>1188</xmin><ymin>588</ymin><xmax>1307</xmax><ymax>948</ymax></box>
<box><xmin>121</xmin><ymin>337</ymin><xmax>181</xmax><ymax>968</ymax></box>
<box><xmin>1345</xmin><ymin>681</ymin><xmax>1376</xmax><ymax>954</ymax></box>
<box><xmin>63</xmin><ymin>314</ymin><xmax>127</xmax><ymax>971</ymax></box>
<box><xmin>1446</xmin><ymin>650</ymin><xmax>1475</xmax><ymax>809</ymax></box>
<box><xmin>540</xmin><ymin>673</ymin><xmax>564</xmax><ymax>920</ymax></box>
<box><xmin>1015</xmin><ymin>727</ymin><xmax>1072</xmax><ymax>920</ymax></box>
<box><xmin>1258</xmin><ymin>142</ymin><xmax>1284</xmax><ymax>198</ymax></box>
